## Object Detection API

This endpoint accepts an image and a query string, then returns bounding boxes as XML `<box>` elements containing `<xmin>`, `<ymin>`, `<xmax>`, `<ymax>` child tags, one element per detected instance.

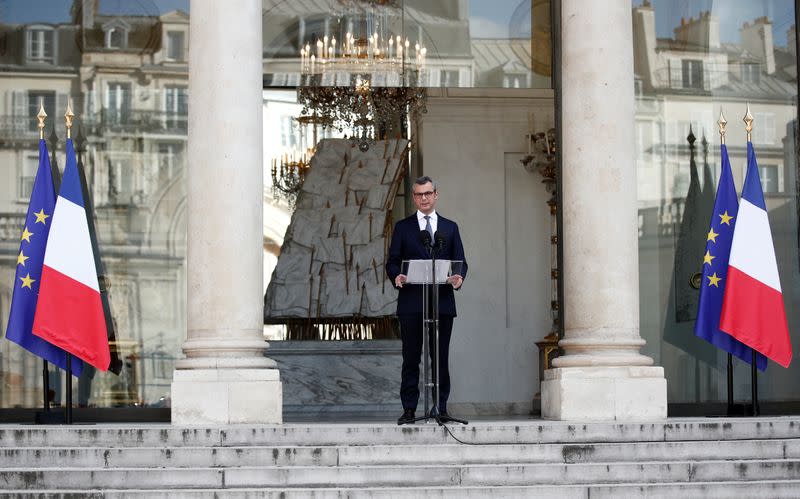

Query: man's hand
<box><xmin>448</xmin><ymin>274</ymin><xmax>463</xmax><ymax>290</ymax></box>
<box><xmin>395</xmin><ymin>274</ymin><xmax>408</xmax><ymax>288</ymax></box>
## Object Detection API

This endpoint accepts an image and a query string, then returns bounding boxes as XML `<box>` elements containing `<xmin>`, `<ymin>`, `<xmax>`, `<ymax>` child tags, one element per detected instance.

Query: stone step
<box><xmin>1</xmin><ymin>438</ymin><xmax>798</xmax><ymax>468</ymax></box>
<box><xmin>3</xmin><ymin>480</ymin><xmax>800</xmax><ymax>498</ymax></box>
<box><xmin>2</xmin><ymin>460</ymin><xmax>800</xmax><ymax>490</ymax></box>
<box><xmin>2</xmin><ymin>417</ymin><xmax>799</xmax><ymax>448</ymax></box>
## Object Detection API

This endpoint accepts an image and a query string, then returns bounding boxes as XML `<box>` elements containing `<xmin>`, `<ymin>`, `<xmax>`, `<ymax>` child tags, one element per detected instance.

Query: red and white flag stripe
<box><xmin>32</xmin><ymin>140</ymin><xmax>110</xmax><ymax>371</ymax></box>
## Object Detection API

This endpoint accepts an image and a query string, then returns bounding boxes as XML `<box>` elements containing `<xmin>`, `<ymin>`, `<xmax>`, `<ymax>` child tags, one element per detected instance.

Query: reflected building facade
<box><xmin>632</xmin><ymin>1</ymin><xmax>800</xmax><ymax>406</ymax></box>
<box><xmin>0</xmin><ymin>2</ymin><xmax>189</xmax><ymax>409</ymax></box>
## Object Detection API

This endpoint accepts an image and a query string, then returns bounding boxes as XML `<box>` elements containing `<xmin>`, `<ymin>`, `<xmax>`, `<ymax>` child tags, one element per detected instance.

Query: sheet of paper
<box><xmin>405</xmin><ymin>259</ymin><xmax>451</xmax><ymax>284</ymax></box>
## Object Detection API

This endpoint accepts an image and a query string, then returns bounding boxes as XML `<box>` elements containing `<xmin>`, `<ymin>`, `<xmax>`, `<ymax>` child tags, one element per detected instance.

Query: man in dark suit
<box><xmin>386</xmin><ymin>176</ymin><xmax>467</xmax><ymax>425</ymax></box>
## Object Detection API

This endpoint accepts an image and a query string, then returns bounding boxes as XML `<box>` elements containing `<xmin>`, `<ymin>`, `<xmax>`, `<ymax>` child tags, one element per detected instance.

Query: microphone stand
<box><xmin>408</xmin><ymin>232</ymin><xmax>468</xmax><ymax>426</ymax></box>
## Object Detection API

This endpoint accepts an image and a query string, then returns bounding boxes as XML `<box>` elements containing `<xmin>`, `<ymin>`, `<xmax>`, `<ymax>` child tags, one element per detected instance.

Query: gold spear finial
<box><xmin>65</xmin><ymin>99</ymin><xmax>74</xmax><ymax>139</ymax></box>
<box><xmin>717</xmin><ymin>110</ymin><xmax>727</xmax><ymax>145</ymax></box>
<box><xmin>37</xmin><ymin>100</ymin><xmax>47</xmax><ymax>140</ymax></box>
<box><xmin>743</xmin><ymin>103</ymin><xmax>754</xmax><ymax>143</ymax></box>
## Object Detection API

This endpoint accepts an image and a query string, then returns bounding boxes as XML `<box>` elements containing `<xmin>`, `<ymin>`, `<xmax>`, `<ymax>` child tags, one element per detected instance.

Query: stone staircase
<box><xmin>1</xmin><ymin>417</ymin><xmax>800</xmax><ymax>497</ymax></box>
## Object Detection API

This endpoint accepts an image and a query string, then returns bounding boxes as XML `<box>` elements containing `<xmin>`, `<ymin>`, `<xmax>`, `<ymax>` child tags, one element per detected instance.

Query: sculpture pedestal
<box><xmin>541</xmin><ymin>366</ymin><xmax>666</xmax><ymax>421</ymax></box>
<box><xmin>171</xmin><ymin>369</ymin><xmax>282</xmax><ymax>424</ymax></box>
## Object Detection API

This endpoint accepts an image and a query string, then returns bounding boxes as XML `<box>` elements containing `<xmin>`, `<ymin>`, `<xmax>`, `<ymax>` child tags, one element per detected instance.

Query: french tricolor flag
<box><xmin>32</xmin><ymin>139</ymin><xmax>110</xmax><ymax>371</ymax></box>
<box><xmin>720</xmin><ymin>142</ymin><xmax>792</xmax><ymax>368</ymax></box>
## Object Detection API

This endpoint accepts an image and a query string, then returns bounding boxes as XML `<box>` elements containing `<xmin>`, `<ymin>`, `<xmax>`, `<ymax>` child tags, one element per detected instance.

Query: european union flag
<box><xmin>694</xmin><ymin>143</ymin><xmax>767</xmax><ymax>371</ymax></box>
<box><xmin>5</xmin><ymin>139</ymin><xmax>83</xmax><ymax>376</ymax></box>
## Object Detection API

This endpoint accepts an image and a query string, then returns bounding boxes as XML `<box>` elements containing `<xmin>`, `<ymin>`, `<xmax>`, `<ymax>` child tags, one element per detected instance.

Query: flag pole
<box><xmin>751</xmin><ymin>351</ymin><xmax>759</xmax><ymax>416</ymax></box>
<box><xmin>743</xmin><ymin>104</ymin><xmax>760</xmax><ymax>417</ymax></box>
<box><xmin>717</xmin><ymin>110</ymin><xmax>737</xmax><ymax>416</ymax></box>
<box><xmin>726</xmin><ymin>354</ymin><xmax>734</xmax><ymax>414</ymax></box>
<box><xmin>34</xmin><ymin>102</ymin><xmax>55</xmax><ymax>416</ymax></box>
<box><xmin>66</xmin><ymin>356</ymin><xmax>73</xmax><ymax>424</ymax></box>
<box><xmin>64</xmin><ymin>100</ymin><xmax>75</xmax><ymax>425</ymax></box>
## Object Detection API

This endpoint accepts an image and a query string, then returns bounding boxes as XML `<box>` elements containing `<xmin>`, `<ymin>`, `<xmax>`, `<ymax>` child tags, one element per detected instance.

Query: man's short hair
<box><xmin>414</xmin><ymin>176</ymin><xmax>437</xmax><ymax>191</ymax></box>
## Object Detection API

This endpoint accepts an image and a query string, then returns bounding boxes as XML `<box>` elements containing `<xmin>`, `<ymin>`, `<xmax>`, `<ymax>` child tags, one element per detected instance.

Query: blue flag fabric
<box><xmin>5</xmin><ymin>139</ymin><xmax>83</xmax><ymax>376</ymax></box>
<box><xmin>694</xmin><ymin>143</ymin><xmax>767</xmax><ymax>371</ymax></box>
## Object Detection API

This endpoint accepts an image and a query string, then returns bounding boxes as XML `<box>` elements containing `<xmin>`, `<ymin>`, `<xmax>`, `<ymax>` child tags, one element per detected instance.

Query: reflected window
<box><xmin>18</xmin><ymin>154</ymin><xmax>38</xmax><ymax>200</ymax></box>
<box><xmin>167</xmin><ymin>31</ymin><xmax>185</xmax><ymax>61</ymax></box>
<box><xmin>741</xmin><ymin>62</ymin><xmax>760</xmax><ymax>83</ymax></box>
<box><xmin>682</xmin><ymin>59</ymin><xmax>704</xmax><ymax>89</ymax></box>
<box><xmin>504</xmin><ymin>74</ymin><xmax>526</xmax><ymax>88</ymax></box>
<box><xmin>280</xmin><ymin>116</ymin><xmax>298</xmax><ymax>148</ymax></box>
<box><xmin>106</xmin><ymin>82</ymin><xmax>131</xmax><ymax>124</ymax></box>
<box><xmin>634</xmin><ymin>77</ymin><xmax>643</xmax><ymax>97</ymax></box>
<box><xmin>164</xmin><ymin>86</ymin><xmax>188</xmax><ymax>130</ymax></box>
<box><xmin>110</xmin><ymin>157</ymin><xmax>134</xmax><ymax>202</ymax></box>
<box><xmin>760</xmin><ymin>165</ymin><xmax>779</xmax><ymax>193</ymax></box>
<box><xmin>104</xmin><ymin>21</ymin><xmax>130</xmax><ymax>49</ymax></box>
<box><xmin>26</xmin><ymin>27</ymin><xmax>55</xmax><ymax>64</ymax></box>
<box><xmin>753</xmin><ymin>112</ymin><xmax>776</xmax><ymax>144</ymax></box>
<box><xmin>158</xmin><ymin>142</ymin><xmax>183</xmax><ymax>182</ymax></box>
<box><xmin>440</xmin><ymin>69</ymin><xmax>460</xmax><ymax>87</ymax></box>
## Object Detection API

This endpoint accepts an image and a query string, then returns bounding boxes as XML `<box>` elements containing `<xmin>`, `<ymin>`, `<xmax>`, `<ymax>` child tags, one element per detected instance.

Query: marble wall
<box><xmin>269</xmin><ymin>340</ymin><xmax>402</xmax><ymax>419</ymax></box>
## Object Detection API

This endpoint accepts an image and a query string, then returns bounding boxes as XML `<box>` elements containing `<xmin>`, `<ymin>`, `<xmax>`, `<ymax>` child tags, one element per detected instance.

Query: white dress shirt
<box><xmin>416</xmin><ymin>210</ymin><xmax>438</xmax><ymax>234</ymax></box>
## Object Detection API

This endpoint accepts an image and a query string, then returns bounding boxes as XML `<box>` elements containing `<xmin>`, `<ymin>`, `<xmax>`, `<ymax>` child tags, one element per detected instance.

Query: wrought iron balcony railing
<box><xmin>0</xmin><ymin>212</ymin><xmax>26</xmax><ymax>243</ymax></box>
<box><xmin>81</xmin><ymin>109</ymin><xmax>189</xmax><ymax>135</ymax></box>
<box><xmin>0</xmin><ymin>109</ymin><xmax>189</xmax><ymax>141</ymax></box>
<box><xmin>0</xmin><ymin>116</ymin><xmax>40</xmax><ymax>141</ymax></box>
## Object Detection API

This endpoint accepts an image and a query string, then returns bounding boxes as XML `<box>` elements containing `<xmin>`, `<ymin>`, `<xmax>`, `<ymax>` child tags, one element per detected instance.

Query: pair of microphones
<box><xmin>419</xmin><ymin>230</ymin><xmax>445</xmax><ymax>254</ymax></box>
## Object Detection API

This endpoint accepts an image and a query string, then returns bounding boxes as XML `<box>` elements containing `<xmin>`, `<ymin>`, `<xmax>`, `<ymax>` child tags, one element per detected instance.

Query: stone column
<box><xmin>171</xmin><ymin>0</ymin><xmax>282</xmax><ymax>424</ymax></box>
<box><xmin>541</xmin><ymin>0</ymin><xmax>666</xmax><ymax>420</ymax></box>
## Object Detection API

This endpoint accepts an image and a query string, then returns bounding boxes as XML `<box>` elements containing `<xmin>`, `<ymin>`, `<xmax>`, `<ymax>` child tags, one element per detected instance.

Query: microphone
<box><xmin>434</xmin><ymin>231</ymin><xmax>445</xmax><ymax>252</ymax></box>
<box><xmin>418</xmin><ymin>230</ymin><xmax>432</xmax><ymax>249</ymax></box>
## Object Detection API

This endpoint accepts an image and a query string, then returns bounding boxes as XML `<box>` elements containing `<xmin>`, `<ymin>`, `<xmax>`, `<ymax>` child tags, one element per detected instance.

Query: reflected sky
<box><xmin>1</xmin><ymin>0</ymin><xmax>530</xmax><ymax>39</ymax></box>
<box><xmin>632</xmin><ymin>0</ymin><xmax>794</xmax><ymax>46</ymax></box>
<box><xmin>469</xmin><ymin>0</ymin><xmax>531</xmax><ymax>38</ymax></box>
<box><xmin>4</xmin><ymin>0</ymin><xmax>789</xmax><ymax>46</ymax></box>
<box><xmin>0</xmin><ymin>0</ymin><xmax>189</xmax><ymax>23</ymax></box>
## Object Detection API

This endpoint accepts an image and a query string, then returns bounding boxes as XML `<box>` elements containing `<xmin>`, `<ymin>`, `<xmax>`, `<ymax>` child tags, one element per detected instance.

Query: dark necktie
<box><xmin>424</xmin><ymin>215</ymin><xmax>433</xmax><ymax>242</ymax></box>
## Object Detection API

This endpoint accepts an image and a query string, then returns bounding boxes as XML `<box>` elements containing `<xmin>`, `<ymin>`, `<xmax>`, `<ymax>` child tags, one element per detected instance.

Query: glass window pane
<box><xmin>167</xmin><ymin>31</ymin><xmax>184</xmax><ymax>60</ymax></box>
<box><xmin>0</xmin><ymin>1</ymin><xmax>189</xmax><ymax>410</ymax></box>
<box><xmin>263</xmin><ymin>0</ymin><xmax>552</xmax><ymax>89</ymax></box>
<box><xmin>633</xmin><ymin>0</ymin><xmax>800</xmax><ymax>406</ymax></box>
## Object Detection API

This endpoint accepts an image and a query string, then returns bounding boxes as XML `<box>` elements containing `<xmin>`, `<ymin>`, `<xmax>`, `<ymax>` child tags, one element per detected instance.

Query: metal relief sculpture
<box><xmin>265</xmin><ymin>138</ymin><xmax>408</xmax><ymax>339</ymax></box>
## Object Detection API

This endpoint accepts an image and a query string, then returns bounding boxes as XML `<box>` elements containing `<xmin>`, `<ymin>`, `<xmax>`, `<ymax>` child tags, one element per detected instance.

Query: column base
<box><xmin>541</xmin><ymin>366</ymin><xmax>666</xmax><ymax>421</ymax></box>
<box><xmin>171</xmin><ymin>368</ymin><xmax>282</xmax><ymax>424</ymax></box>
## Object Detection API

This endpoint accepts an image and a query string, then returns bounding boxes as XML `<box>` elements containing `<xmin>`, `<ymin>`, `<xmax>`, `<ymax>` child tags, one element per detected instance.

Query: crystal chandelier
<box><xmin>296</xmin><ymin>0</ymin><xmax>428</xmax><ymax>151</ymax></box>
<box><xmin>298</xmin><ymin>0</ymin><xmax>428</xmax><ymax>82</ymax></box>
<box><xmin>297</xmin><ymin>78</ymin><xmax>426</xmax><ymax>152</ymax></box>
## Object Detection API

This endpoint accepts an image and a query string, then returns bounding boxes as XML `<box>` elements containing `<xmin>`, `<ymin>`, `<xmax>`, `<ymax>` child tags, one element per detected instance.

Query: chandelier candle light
<box><xmin>300</xmin><ymin>34</ymin><xmax>426</xmax><ymax>70</ymax></box>
<box><xmin>271</xmin><ymin>152</ymin><xmax>311</xmax><ymax>207</ymax></box>
<box><xmin>298</xmin><ymin>0</ymin><xmax>427</xmax><ymax>85</ymax></box>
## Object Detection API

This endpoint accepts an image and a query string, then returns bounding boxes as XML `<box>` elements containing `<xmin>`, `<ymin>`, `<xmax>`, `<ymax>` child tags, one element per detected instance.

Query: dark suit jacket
<box><xmin>386</xmin><ymin>213</ymin><xmax>467</xmax><ymax>316</ymax></box>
